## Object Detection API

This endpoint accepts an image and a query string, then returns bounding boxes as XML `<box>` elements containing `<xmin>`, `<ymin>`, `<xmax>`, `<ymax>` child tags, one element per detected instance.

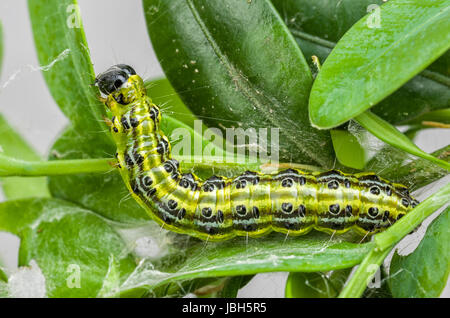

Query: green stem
<box><xmin>0</xmin><ymin>153</ymin><xmax>325</xmax><ymax>177</ymax></box>
<box><xmin>374</xmin><ymin>183</ymin><xmax>450</xmax><ymax>252</ymax></box>
<box><xmin>338</xmin><ymin>246</ymin><xmax>392</xmax><ymax>298</ymax></box>
<box><xmin>0</xmin><ymin>154</ymin><xmax>113</xmax><ymax>176</ymax></box>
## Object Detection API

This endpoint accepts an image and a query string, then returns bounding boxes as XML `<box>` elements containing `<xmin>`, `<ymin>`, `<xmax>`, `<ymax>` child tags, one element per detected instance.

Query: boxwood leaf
<box><xmin>309</xmin><ymin>0</ymin><xmax>450</xmax><ymax>129</ymax></box>
<box><xmin>330</xmin><ymin>129</ymin><xmax>366</xmax><ymax>169</ymax></box>
<box><xmin>144</xmin><ymin>0</ymin><xmax>335</xmax><ymax>167</ymax></box>
<box><xmin>111</xmin><ymin>229</ymin><xmax>373</xmax><ymax>296</ymax></box>
<box><xmin>0</xmin><ymin>198</ymin><xmax>137</xmax><ymax>297</ymax></box>
<box><xmin>388</xmin><ymin>207</ymin><xmax>449</xmax><ymax>298</ymax></box>
<box><xmin>272</xmin><ymin>0</ymin><xmax>450</xmax><ymax>125</ymax></box>
<box><xmin>27</xmin><ymin>0</ymin><xmax>113</xmax><ymax>150</ymax></box>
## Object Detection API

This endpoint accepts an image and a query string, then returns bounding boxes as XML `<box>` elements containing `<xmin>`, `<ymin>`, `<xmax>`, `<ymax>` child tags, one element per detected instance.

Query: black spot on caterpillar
<box><xmin>95</xmin><ymin>64</ymin><xmax>419</xmax><ymax>242</ymax></box>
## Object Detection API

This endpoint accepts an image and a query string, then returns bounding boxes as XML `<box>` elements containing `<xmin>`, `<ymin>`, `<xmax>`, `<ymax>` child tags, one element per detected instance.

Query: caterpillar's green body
<box><xmin>97</xmin><ymin>65</ymin><xmax>418</xmax><ymax>242</ymax></box>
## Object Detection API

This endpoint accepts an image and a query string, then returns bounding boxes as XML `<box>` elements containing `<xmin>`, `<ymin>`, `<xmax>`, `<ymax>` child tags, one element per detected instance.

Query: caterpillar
<box><xmin>95</xmin><ymin>64</ymin><xmax>419</xmax><ymax>242</ymax></box>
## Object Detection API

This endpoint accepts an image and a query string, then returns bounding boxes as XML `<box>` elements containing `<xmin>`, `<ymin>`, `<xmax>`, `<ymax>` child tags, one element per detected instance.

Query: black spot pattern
<box><xmin>252</xmin><ymin>206</ymin><xmax>260</xmax><ymax>218</ymax></box>
<box><xmin>368</xmin><ymin>207</ymin><xmax>379</xmax><ymax>218</ymax></box>
<box><xmin>121</xmin><ymin>116</ymin><xmax>130</xmax><ymax>130</ymax></box>
<box><xmin>202</xmin><ymin>207</ymin><xmax>212</xmax><ymax>218</ymax></box>
<box><xmin>345</xmin><ymin>205</ymin><xmax>353</xmax><ymax>217</ymax></box>
<box><xmin>179</xmin><ymin>173</ymin><xmax>197</xmax><ymax>191</ymax></box>
<box><xmin>168</xmin><ymin>199</ymin><xmax>177</xmax><ymax>210</ymax></box>
<box><xmin>236</xmin><ymin>205</ymin><xmax>247</xmax><ymax>216</ymax></box>
<box><xmin>401</xmin><ymin>198</ymin><xmax>410</xmax><ymax>208</ymax></box>
<box><xmin>298</xmin><ymin>204</ymin><xmax>306</xmax><ymax>217</ymax></box>
<box><xmin>282</xmin><ymin>202</ymin><xmax>293</xmax><ymax>213</ymax></box>
<box><xmin>329</xmin><ymin>204</ymin><xmax>340</xmax><ymax>215</ymax></box>
<box><xmin>178</xmin><ymin>208</ymin><xmax>186</xmax><ymax>220</ymax></box>
<box><xmin>370</xmin><ymin>186</ymin><xmax>380</xmax><ymax>195</ymax></box>
<box><xmin>217</xmin><ymin>210</ymin><xmax>224</xmax><ymax>223</ymax></box>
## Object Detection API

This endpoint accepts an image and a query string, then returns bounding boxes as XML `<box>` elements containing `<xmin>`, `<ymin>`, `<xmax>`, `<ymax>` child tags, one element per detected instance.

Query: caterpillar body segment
<box><xmin>96</xmin><ymin>65</ymin><xmax>419</xmax><ymax>242</ymax></box>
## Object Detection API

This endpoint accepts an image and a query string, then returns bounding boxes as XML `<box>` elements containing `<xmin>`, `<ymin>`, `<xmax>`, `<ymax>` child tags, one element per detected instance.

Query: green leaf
<box><xmin>272</xmin><ymin>0</ymin><xmax>450</xmax><ymax>125</ymax></box>
<box><xmin>27</xmin><ymin>0</ymin><xmax>113</xmax><ymax>150</ymax></box>
<box><xmin>144</xmin><ymin>0</ymin><xmax>335</xmax><ymax>167</ymax></box>
<box><xmin>0</xmin><ymin>114</ymin><xmax>50</xmax><ymax>199</ymax></box>
<box><xmin>111</xmin><ymin>230</ymin><xmax>373</xmax><ymax>297</ymax></box>
<box><xmin>285</xmin><ymin>269</ymin><xmax>352</xmax><ymax>298</ymax></box>
<box><xmin>389</xmin><ymin>207</ymin><xmax>450</xmax><ymax>298</ymax></box>
<box><xmin>0</xmin><ymin>198</ymin><xmax>136</xmax><ymax>297</ymax></box>
<box><xmin>286</xmin><ymin>272</ymin><xmax>335</xmax><ymax>298</ymax></box>
<box><xmin>355</xmin><ymin>111</ymin><xmax>450</xmax><ymax>171</ymax></box>
<box><xmin>330</xmin><ymin>129</ymin><xmax>366</xmax><ymax>169</ymax></box>
<box><xmin>309</xmin><ymin>0</ymin><xmax>450</xmax><ymax>129</ymax></box>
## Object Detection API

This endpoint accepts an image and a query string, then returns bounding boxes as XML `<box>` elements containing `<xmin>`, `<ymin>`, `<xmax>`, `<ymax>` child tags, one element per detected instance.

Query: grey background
<box><xmin>0</xmin><ymin>0</ymin><xmax>448</xmax><ymax>298</ymax></box>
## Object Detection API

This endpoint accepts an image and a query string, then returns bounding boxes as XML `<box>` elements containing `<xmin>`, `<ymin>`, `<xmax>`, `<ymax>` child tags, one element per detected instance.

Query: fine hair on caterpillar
<box><xmin>95</xmin><ymin>64</ymin><xmax>419</xmax><ymax>242</ymax></box>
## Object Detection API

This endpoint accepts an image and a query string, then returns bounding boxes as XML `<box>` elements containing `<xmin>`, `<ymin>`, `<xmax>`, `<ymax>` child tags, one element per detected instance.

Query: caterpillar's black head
<box><xmin>95</xmin><ymin>64</ymin><xmax>136</xmax><ymax>95</ymax></box>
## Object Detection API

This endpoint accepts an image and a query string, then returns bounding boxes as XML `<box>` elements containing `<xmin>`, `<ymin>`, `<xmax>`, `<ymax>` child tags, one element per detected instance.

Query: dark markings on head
<box><xmin>95</xmin><ymin>64</ymin><xmax>136</xmax><ymax>95</ymax></box>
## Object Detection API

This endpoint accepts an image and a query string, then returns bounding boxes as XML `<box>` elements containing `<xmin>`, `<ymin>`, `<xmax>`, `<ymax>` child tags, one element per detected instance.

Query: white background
<box><xmin>0</xmin><ymin>0</ymin><xmax>448</xmax><ymax>298</ymax></box>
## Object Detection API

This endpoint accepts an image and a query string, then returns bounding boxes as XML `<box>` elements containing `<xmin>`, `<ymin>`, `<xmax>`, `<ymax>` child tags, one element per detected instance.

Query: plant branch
<box><xmin>0</xmin><ymin>154</ymin><xmax>325</xmax><ymax>177</ymax></box>
<box><xmin>338</xmin><ymin>245</ymin><xmax>392</xmax><ymax>298</ymax></box>
<box><xmin>0</xmin><ymin>154</ymin><xmax>113</xmax><ymax>177</ymax></box>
